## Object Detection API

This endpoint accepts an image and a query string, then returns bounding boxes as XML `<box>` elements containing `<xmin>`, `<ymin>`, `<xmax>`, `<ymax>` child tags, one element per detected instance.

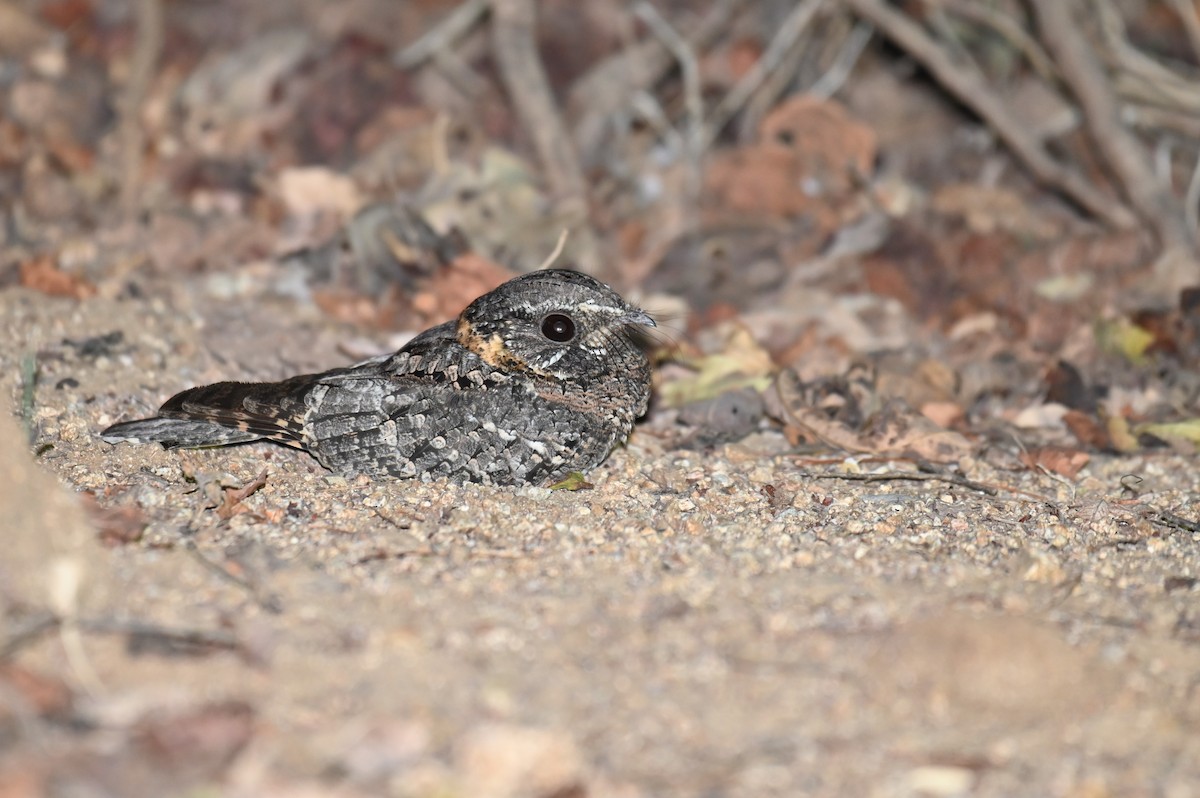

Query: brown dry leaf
<box><xmin>18</xmin><ymin>255</ymin><xmax>96</xmax><ymax>299</ymax></box>
<box><xmin>931</xmin><ymin>184</ymin><xmax>1061</xmax><ymax>240</ymax></box>
<box><xmin>704</xmin><ymin>96</ymin><xmax>875</xmax><ymax>220</ymax></box>
<box><xmin>312</xmin><ymin>290</ymin><xmax>384</xmax><ymax>327</ymax></box>
<box><xmin>216</xmin><ymin>469</ymin><xmax>269</xmax><ymax>521</ymax></box>
<box><xmin>1104</xmin><ymin>411</ymin><xmax>1140</xmax><ymax>453</ymax></box>
<box><xmin>1131</xmin><ymin>306</ymin><xmax>1187</xmax><ymax>358</ymax></box>
<box><xmin>768</xmin><ymin>368</ymin><xmax>876</xmax><ymax>451</ymax></box>
<box><xmin>0</xmin><ymin>663</ymin><xmax>73</xmax><ymax>718</ymax></box>
<box><xmin>87</xmin><ymin>501</ymin><xmax>147</xmax><ymax>547</ymax></box>
<box><xmin>1044</xmin><ymin>360</ymin><xmax>1094</xmax><ymax>412</ymax></box>
<box><xmin>920</xmin><ymin>400</ymin><xmax>964</xmax><ymax>429</ymax></box>
<box><xmin>0</xmin><ymin>2</ymin><xmax>52</xmax><ymax>56</ymax></box>
<box><xmin>1063</xmin><ymin>409</ymin><xmax>1110</xmax><ymax>450</ymax></box>
<box><xmin>705</xmin><ymin>146</ymin><xmax>841</xmax><ymax>220</ymax></box>
<box><xmin>758</xmin><ymin>95</ymin><xmax>877</xmax><ymax>196</ymax></box>
<box><xmin>45</xmin><ymin>132</ymin><xmax>95</xmax><ymax>175</ymax></box>
<box><xmin>277</xmin><ymin>166</ymin><xmax>364</xmax><ymax>219</ymax></box>
<box><xmin>409</xmin><ymin>252</ymin><xmax>514</xmax><ymax>325</ymax></box>
<box><xmin>874</xmin><ymin>357</ymin><xmax>960</xmax><ymax>408</ymax></box>
<box><xmin>1019</xmin><ymin>446</ymin><xmax>1091</xmax><ymax>479</ymax></box>
<box><xmin>859</xmin><ymin>223</ymin><xmax>954</xmax><ymax>320</ymax></box>
<box><xmin>133</xmin><ymin>701</ymin><xmax>256</xmax><ymax>781</ymax></box>
<box><xmin>866</xmin><ymin>402</ymin><xmax>976</xmax><ymax>464</ymax></box>
<box><xmin>770</xmin><ymin>370</ymin><xmax>975</xmax><ymax>463</ymax></box>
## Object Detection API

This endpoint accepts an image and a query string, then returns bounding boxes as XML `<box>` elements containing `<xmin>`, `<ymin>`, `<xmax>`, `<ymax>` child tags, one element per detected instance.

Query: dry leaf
<box><xmin>1096</xmin><ymin>318</ymin><xmax>1155</xmax><ymax>363</ymax></box>
<box><xmin>1104</xmin><ymin>411</ymin><xmax>1140</xmax><ymax>453</ymax></box>
<box><xmin>932</xmin><ymin>184</ymin><xmax>1061</xmax><ymax>240</ymax></box>
<box><xmin>704</xmin><ymin>96</ymin><xmax>875</xmax><ymax>220</ymax></box>
<box><xmin>81</xmin><ymin>493</ymin><xmax>147</xmax><ymax>547</ymax></box>
<box><xmin>549</xmin><ymin>472</ymin><xmax>593</xmax><ymax>491</ymax></box>
<box><xmin>1020</xmin><ymin>446</ymin><xmax>1090</xmax><ymax>479</ymax></box>
<box><xmin>770</xmin><ymin>370</ymin><xmax>975</xmax><ymax>463</ymax></box>
<box><xmin>1136</xmin><ymin>419</ymin><xmax>1200</xmax><ymax>447</ymax></box>
<box><xmin>866</xmin><ymin>402</ymin><xmax>976</xmax><ymax>464</ymax></box>
<box><xmin>0</xmin><ymin>2</ymin><xmax>52</xmax><ymax>56</ymax></box>
<box><xmin>1063</xmin><ymin>409</ymin><xmax>1109</xmax><ymax>450</ymax></box>
<box><xmin>758</xmin><ymin>95</ymin><xmax>877</xmax><ymax>196</ymax></box>
<box><xmin>216</xmin><ymin>469</ymin><xmax>269</xmax><ymax>520</ymax></box>
<box><xmin>133</xmin><ymin>701</ymin><xmax>255</xmax><ymax>779</ymax></box>
<box><xmin>19</xmin><ymin>255</ymin><xmax>96</xmax><ymax>299</ymax></box>
<box><xmin>920</xmin><ymin>400</ymin><xmax>964</xmax><ymax>429</ymax></box>
<box><xmin>277</xmin><ymin>166</ymin><xmax>364</xmax><ymax>218</ymax></box>
<box><xmin>0</xmin><ymin>663</ymin><xmax>72</xmax><ymax>717</ymax></box>
<box><xmin>409</xmin><ymin>252</ymin><xmax>514</xmax><ymax>325</ymax></box>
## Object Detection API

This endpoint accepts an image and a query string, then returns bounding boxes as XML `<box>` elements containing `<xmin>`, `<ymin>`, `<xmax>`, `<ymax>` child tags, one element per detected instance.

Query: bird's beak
<box><xmin>622</xmin><ymin>308</ymin><xmax>657</xmax><ymax>328</ymax></box>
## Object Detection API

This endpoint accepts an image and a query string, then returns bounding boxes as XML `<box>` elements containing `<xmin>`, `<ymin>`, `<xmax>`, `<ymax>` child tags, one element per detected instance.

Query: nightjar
<box><xmin>101</xmin><ymin>269</ymin><xmax>656</xmax><ymax>486</ymax></box>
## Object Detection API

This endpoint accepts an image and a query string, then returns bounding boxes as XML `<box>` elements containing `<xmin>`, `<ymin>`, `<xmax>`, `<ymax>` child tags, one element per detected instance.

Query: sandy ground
<box><xmin>3</xmin><ymin>283</ymin><xmax>1200</xmax><ymax>797</ymax></box>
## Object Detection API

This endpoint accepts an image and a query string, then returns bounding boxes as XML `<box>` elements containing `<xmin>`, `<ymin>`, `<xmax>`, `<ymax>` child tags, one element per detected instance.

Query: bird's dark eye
<box><xmin>540</xmin><ymin>313</ymin><xmax>576</xmax><ymax>342</ymax></box>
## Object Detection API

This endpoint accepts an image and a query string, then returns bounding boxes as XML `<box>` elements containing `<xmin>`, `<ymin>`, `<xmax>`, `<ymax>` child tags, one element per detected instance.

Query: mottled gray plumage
<box><xmin>101</xmin><ymin>269</ymin><xmax>655</xmax><ymax>485</ymax></box>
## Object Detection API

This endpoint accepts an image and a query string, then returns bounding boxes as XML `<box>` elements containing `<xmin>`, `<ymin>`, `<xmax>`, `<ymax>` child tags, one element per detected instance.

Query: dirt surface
<box><xmin>3</xmin><ymin>0</ymin><xmax>1200</xmax><ymax>795</ymax></box>
<box><xmin>4</xmin><ymin>282</ymin><xmax>1200</xmax><ymax>797</ymax></box>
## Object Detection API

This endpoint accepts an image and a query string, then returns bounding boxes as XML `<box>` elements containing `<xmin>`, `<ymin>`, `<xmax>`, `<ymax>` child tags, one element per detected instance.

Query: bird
<box><xmin>101</xmin><ymin>269</ymin><xmax>656</xmax><ymax>486</ymax></box>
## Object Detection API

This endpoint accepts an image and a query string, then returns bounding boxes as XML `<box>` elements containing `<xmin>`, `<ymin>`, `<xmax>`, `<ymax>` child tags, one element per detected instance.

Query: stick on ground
<box><xmin>489</xmin><ymin>0</ymin><xmax>600</xmax><ymax>272</ymax></box>
<box><xmin>842</xmin><ymin>0</ymin><xmax>1137</xmax><ymax>230</ymax></box>
<box><xmin>1031</xmin><ymin>0</ymin><xmax>1193</xmax><ymax>254</ymax></box>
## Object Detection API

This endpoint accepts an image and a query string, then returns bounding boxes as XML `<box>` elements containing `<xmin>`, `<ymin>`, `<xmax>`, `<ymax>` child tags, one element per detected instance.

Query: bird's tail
<box><xmin>101</xmin><ymin>378</ymin><xmax>310</xmax><ymax>450</ymax></box>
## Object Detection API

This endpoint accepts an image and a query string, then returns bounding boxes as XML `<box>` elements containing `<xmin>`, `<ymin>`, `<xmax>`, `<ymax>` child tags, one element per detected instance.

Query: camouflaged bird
<box><xmin>101</xmin><ymin>269</ymin><xmax>655</xmax><ymax>486</ymax></box>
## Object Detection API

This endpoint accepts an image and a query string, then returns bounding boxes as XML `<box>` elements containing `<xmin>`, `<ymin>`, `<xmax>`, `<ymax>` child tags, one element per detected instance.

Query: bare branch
<box><xmin>842</xmin><ymin>0</ymin><xmax>1137</xmax><ymax>230</ymax></box>
<box><xmin>489</xmin><ymin>0</ymin><xmax>599</xmax><ymax>271</ymax></box>
<box><xmin>702</xmin><ymin>0</ymin><xmax>826</xmax><ymax>151</ymax></box>
<box><xmin>394</xmin><ymin>0</ymin><xmax>489</xmax><ymax>69</ymax></box>
<box><xmin>1031</xmin><ymin>0</ymin><xmax>1193</xmax><ymax>251</ymax></box>
<box><xmin>119</xmin><ymin>0</ymin><xmax>164</xmax><ymax>219</ymax></box>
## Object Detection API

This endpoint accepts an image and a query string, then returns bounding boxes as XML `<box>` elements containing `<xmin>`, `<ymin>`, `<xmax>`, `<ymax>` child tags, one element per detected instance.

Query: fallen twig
<box><xmin>184</xmin><ymin>540</ymin><xmax>283</xmax><ymax>614</ymax></box>
<box><xmin>394</xmin><ymin>0</ymin><xmax>489</xmax><ymax>68</ymax></box>
<box><xmin>19</xmin><ymin>352</ymin><xmax>37</xmax><ymax>442</ymax></box>
<box><xmin>1098</xmin><ymin>1</ymin><xmax>1200</xmax><ymax>115</ymax></box>
<box><xmin>215</xmin><ymin>468</ymin><xmax>269</xmax><ymax>520</ymax></box>
<box><xmin>1166</xmin><ymin>0</ymin><xmax>1200</xmax><ymax>67</ymax></box>
<box><xmin>800</xmin><ymin>468</ymin><xmax>997</xmax><ymax>496</ymax></box>
<box><xmin>634</xmin><ymin>1</ymin><xmax>703</xmax><ymax>158</ymax></box>
<box><xmin>0</xmin><ymin>613</ymin><xmax>58</xmax><ymax>660</ymax></box>
<box><xmin>702</xmin><ymin>0</ymin><xmax>826</xmax><ymax>151</ymax></box>
<box><xmin>940</xmin><ymin>0</ymin><xmax>1058</xmax><ymax>83</ymax></box>
<box><xmin>797</xmin><ymin>467</ymin><xmax>1056</xmax><ymax>503</ymax></box>
<box><xmin>842</xmin><ymin>0</ymin><xmax>1137</xmax><ymax>230</ymax></box>
<box><xmin>1031</xmin><ymin>0</ymin><xmax>1193</xmax><ymax>253</ymax></box>
<box><xmin>83</xmin><ymin>619</ymin><xmax>244</xmax><ymax>659</ymax></box>
<box><xmin>489</xmin><ymin>0</ymin><xmax>599</xmax><ymax>272</ymax></box>
<box><xmin>569</xmin><ymin>0</ymin><xmax>747</xmax><ymax>163</ymax></box>
<box><xmin>1</xmin><ymin>614</ymin><xmax>245</xmax><ymax>662</ymax></box>
<box><xmin>118</xmin><ymin>0</ymin><xmax>163</xmax><ymax>219</ymax></box>
<box><xmin>809</xmin><ymin>21</ymin><xmax>873</xmax><ymax>100</ymax></box>
<box><xmin>536</xmin><ymin>229</ymin><xmax>570</xmax><ymax>271</ymax></box>
<box><xmin>1150</xmin><ymin>510</ymin><xmax>1200</xmax><ymax>534</ymax></box>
